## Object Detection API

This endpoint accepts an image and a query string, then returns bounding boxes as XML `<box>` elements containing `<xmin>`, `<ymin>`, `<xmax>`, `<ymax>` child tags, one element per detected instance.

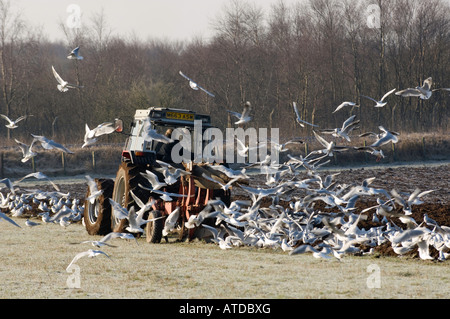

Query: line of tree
<box><xmin>0</xmin><ymin>0</ymin><xmax>449</xmax><ymax>146</ymax></box>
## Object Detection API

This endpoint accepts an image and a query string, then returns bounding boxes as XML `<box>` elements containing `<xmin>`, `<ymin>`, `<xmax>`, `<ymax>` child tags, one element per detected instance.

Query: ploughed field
<box><xmin>6</xmin><ymin>162</ymin><xmax>448</xmax><ymax>259</ymax></box>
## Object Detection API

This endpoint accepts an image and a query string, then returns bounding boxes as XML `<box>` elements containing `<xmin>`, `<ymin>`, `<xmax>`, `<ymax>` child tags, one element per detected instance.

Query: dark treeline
<box><xmin>0</xmin><ymin>0</ymin><xmax>449</xmax><ymax>145</ymax></box>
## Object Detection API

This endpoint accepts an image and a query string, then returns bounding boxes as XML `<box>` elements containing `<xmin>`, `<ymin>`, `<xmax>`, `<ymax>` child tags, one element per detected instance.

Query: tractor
<box><xmin>83</xmin><ymin>107</ymin><xmax>233</xmax><ymax>242</ymax></box>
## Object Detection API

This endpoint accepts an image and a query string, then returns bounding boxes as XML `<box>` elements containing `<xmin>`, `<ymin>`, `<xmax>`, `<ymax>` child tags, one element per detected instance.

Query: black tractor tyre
<box><xmin>146</xmin><ymin>210</ymin><xmax>163</xmax><ymax>243</ymax></box>
<box><xmin>84</xmin><ymin>178</ymin><xmax>114</xmax><ymax>236</ymax></box>
<box><xmin>111</xmin><ymin>162</ymin><xmax>153</xmax><ymax>233</ymax></box>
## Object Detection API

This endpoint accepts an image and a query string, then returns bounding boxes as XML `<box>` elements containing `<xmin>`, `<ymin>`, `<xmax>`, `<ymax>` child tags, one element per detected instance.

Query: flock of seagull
<box><xmin>0</xmin><ymin>47</ymin><xmax>449</xmax><ymax>271</ymax></box>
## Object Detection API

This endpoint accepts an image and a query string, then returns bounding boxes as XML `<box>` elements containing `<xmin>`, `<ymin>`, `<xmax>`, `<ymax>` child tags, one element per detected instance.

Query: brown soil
<box><xmin>3</xmin><ymin>163</ymin><xmax>449</xmax><ymax>259</ymax></box>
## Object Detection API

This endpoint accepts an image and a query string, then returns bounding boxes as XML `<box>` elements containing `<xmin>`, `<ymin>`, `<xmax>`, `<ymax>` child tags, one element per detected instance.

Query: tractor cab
<box><xmin>121</xmin><ymin>107</ymin><xmax>213</xmax><ymax>166</ymax></box>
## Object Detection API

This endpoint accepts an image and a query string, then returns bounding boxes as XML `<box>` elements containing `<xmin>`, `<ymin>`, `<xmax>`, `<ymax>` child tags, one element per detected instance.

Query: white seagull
<box><xmin>15</xmin><ymin>139</ymin><xmax>37</xmax><ymax>163</ymax></box>
<box><xmin>0</xmin><ymin>114</ymin><xmax>28</xmax><ymax>129</ymax></box>
<box><xmin>14</xmin><ymin>172</ymin><xmax>60</xmax><ymax>192</ymax></box>
<box><xmin>85</xmin><ymin>175</ymin><xmax>103</xmax><ymax>204</ymax></box>
<box><xmin>67</xmin><ymin>46</ymin><xmax>84</xmax><ymax>60</ymax></box>
<box><xmin>80</xmin><ymin>232</ymin><xmax>139</xmax><ymax>247</ymax></box>
<box><xmin>66</xmin><ymin>249</ymin><xmax>112</xmax><ymax>271</ymax></box>
<box><xmin>31</xmin><ymin>134</ymin><xmax>74</xmax><ymax>154</ymax></box>
<box><xmin>361</xmin><ymin>88</ymin><xmax>396</xmax><ymax>108</ymax></box>
<box><xmin>179</xmin><ymin>71</ymin><xmax>215</xmax><ymax>97</ymax></box>
<box><xmin>82</xmin><ymin>122</ymin><xmax>116</xmax><ymax>148</ymax></box>
<box><xmin>0</xmin><ymin>178</ymin><xmax>16</xmax><ymax>195</ymax></box>
<box><xmin>332</xmin><ymin>101</ymin><xmax>359</xmax><ymax>114</ymax></box>
<box><xmin>142</xmin><ymin>119</ymin><xmax>173</xmax><ymax>144</ymax></box>
<box><xmin>368</xmin><ymin>126</ymin><xmax>399</xmax><ymax>148</ymax></box>
<box><xmin>395</xmin><ymin>77</ymin><xmax>450</xmax><ymax>100</ymax></box>
<box><xmin>320</xmin><ymin>115</ymin><xmax>360</xmax><ymax>142</ymax></box>
<box><xmin>52</xmin><ymin>65</ymin><xmax>84</xmax><ymax>92</ymax></box>
<box><xmin>140</xmin><ymin>170</ymin><xmax>167</xmax><ymax>191</ymax></box>
<box><xmin>25</xmin><ymin>219</ymin><xmax>41</xmax><ymax>227</ymax></box>
<box><xmin>162</xmin><ymin>207</ymin><xmax>181</xmax><ymax>237</ymax></box>
<box><xmin>227</xmin><ymin>101</ymin><xmax>252</xmax><ymax>125</ymax></box>
<box><xmin>0</xmin><ymin>211</ymin><xmax>21</xmax><ymax>228</ymax></box>
<box><xmin>293</xmin><ymin>102</ymin><xmax>319</xmax><ymax>127</ymax></box>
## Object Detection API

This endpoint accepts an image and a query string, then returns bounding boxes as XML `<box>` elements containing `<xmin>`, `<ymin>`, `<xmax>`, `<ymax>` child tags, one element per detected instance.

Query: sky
<box><xmin>15</xmin><ymin>0</ymin><xmax>300</xmax><ymax>42</ymax></box>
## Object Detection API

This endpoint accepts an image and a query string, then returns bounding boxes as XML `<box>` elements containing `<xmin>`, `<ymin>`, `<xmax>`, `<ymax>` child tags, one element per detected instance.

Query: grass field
<box><xmin>1</xmin><ymin>221</ymin><xmax>449</xmax><ymax>299</ymax></box>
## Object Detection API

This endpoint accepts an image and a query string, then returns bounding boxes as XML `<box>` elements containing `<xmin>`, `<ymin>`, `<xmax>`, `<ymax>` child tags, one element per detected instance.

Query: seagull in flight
<box><xmin>109</xmin><ymin>198</ymin><xmax>158</xmax><ymax>233</ymax></box>
<box><xmin>361</xmin><ymin>88</ymin><xmax>396</xmax><ymax>107</ymax></box>
<box><xmin>67</xmin><ymin>46</ymin><xmax>84</xmax><ymax>60</ymax></box>
<box><xmin>228</xmin><ymin>101</ymin><xmax>252</xmax><ymax>125</ymax></box>
<box><xmin>179</xmin><ymin>71</ymin><xmax>215</xmax><ymax>97</ymax></box>
<box><xmin>293</xmin><ymin>102</ymin><xmax>318</xmax><ymax>127</ymax></box>
<box><xmin>0</xmin><ymin>114</ymin><xmax>28</xmax><ymax>129</ymax></box>
<box><xmin>311</xmin><ymin>130</ymin><xmax>351</xmax><ymax>158</ymax></box>
<box><xmin>366</xmin><ymin>126</ymin><xmax>400</xmax><ymax>148</ymax></box>
<box><xmin>83</xmin><ymin>122</ymin><xmax>116</xmax><ymax>148</ymax></box>
<box><xmin>332</xmin><ymin>101</ymin><xmax>359</xmax><ymax>114</ymax></box>
<box><xmin>66</xmin><ymin>249</ymin><xmax>112</xmax><ymax>271</ymax></box>
<box><xmin>162</xmin><ymin>207</ymin><xmax>181</xmax><ymax>237</ymax></box>
<box><xmin>0</xmin><ymin>178</ymin><xmax>16</xmax><ymax>195</ymax></box>
<box><xmin>354</xmin><ymin>146</ymin><xmax>385</xmax><ymax>161</ymax></box>
<box><xmin>52</xmin><ymin>65</ymin><xmax>84</xmax><ymax>92</ymax></box>
<box><xmin>85</xmin><ymin>175</ymin><xmax>103</xmax><ymax>204</ymax></box>
<box><xmin>31</xmin><ymin>134</ymin><xmax>74</xmax><ymax>154</ymax></box>
<box><xmin>15</xmin><ymin>139</ymin><xmax>37</xmax><ymax>163</ymax></box>
<box><xmin>320</xmin><ymin>115</ymin><xmax>360</xmax><ymax>142</ymax></box>
<box><xmin>140</xmin><ymin>170</ymin><xmax>167</xmax><ymax>191</ymax></box>
<box><xmin>395</xmin><ymin>77</ymin><xmax>449</xmax><ymax>100</ymax></box>
<box><xmin>14</xmin><ymin>172</ymin><xmax>60</xmax><ymax>192</ymax></box>
<box><xmin>0</xmin><ymin>211</ymin><xmax>21</xmax><ymax>228</ymax></box>
<box><xmin>142</xmin><ymin>119</ymin><xmax>173</xmax><ymax>144</ymax></box>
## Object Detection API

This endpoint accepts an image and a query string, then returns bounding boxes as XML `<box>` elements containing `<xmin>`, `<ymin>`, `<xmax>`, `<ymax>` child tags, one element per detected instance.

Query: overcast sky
<box><xmin>15</xmin><ymin>0</ymin><xmax>300</xmax><ymax>42</ymax></box>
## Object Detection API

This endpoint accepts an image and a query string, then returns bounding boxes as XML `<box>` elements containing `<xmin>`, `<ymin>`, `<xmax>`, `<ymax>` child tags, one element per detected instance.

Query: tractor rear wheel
<box><xmin>146</xmin><ymin>210</ymin><xmax>163</xmax><ymax>243</ymax></box>
<box><xmin>84</xmin><ymin>178</ymin><xmax>114</xmax><ymax>235</ymax></box>
<box><xmin>111</xmin><ymin>162</ymin><xmax>153</xmax><ymax>233</ymax></box>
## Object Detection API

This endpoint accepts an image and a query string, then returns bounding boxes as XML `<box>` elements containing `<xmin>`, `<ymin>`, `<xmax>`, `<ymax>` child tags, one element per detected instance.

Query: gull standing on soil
<box><xmin>179</xmin><ymin>71</ymin><xmax>215</xmax><ymax>97</ymax></box>
<box><xmin>293</xmin><ymin>102</ymin><xmax>318</xmax><ymax>127</ymax></box>
<box><xmin>25</xmin><ymin>218</ymin><xmax>41</xmax><ymax>227</ymax></box>
<box><xmin>0</xmin><ymin>114</ymin><xmax>28</xmax><ymax>129</ymax></box>
<box><xmin>31</xmin><ymin>134</ymin><xmax>74</xmax><ymax>154</ymax></box>
<box><xmin>361</xmin><ymin>88</ymin><xmax>396</xmax><ymax>108</ymax></box>
<box><xmin>67</xmin><ymin>46</ymin><xmax>84</xmax><ymax>60</ymax></box>
<box><xmin>52</xmin><ymin>66</ymin><xmax>84</xmax><ymax>92</ymax></box>
<box><xmin>228</xmin><ymin>101</ymin><xmax>252</xmax><ymax>125</ymax></box>
<box><xmin>66</xmin><ymin>249</ymin><xmax>112</xmax><ymax>271</ymax></box>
